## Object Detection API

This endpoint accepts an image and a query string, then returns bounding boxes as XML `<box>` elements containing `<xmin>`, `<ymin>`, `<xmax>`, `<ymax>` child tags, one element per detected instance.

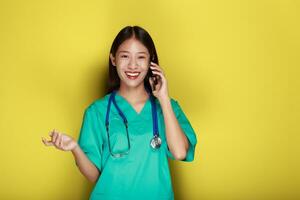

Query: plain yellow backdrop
<box><xmin>0</xmin><ymin>0</ymin><xmax>299</xmax><ymax>199</ymax></box>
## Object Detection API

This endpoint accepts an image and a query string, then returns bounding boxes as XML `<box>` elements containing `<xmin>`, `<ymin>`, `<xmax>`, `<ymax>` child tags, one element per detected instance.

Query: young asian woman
<box><xmin>42</xmin><ymin>25</ymin><xmax>197</xmax><ymax>200</ymax></box>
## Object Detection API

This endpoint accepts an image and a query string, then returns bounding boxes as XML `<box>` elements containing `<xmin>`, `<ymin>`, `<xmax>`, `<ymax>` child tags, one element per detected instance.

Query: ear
<box><xmin>110</xmin><ymin>53</ymin><xmax>116</xmax><ymax>66</ymax></box>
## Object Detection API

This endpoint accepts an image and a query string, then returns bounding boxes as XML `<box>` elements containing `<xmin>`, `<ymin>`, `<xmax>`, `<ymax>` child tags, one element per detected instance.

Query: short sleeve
<box><xmin>77</xmin><ymin>104</ymin><xmax>103</xmax><ymax>171</ymax></box>
<box><xmin>166</xmin><ymin>99</ymin><xmax>197</xmax><ymax>162</ymax></box>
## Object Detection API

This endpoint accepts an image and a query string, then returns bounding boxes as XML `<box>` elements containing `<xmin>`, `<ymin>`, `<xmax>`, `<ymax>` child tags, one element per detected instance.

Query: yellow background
<box><xmin>0</xmin><ymin>0</ymin><xmax>299</xmax><ymax>199</ymax></box>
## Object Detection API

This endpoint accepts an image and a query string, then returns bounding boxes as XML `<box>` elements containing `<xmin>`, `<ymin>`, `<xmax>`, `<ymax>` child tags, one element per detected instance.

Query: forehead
<box><xmin>117</xmin><ymin>38</ymin><xmax>149</xmax><ymax>54</ymax></box>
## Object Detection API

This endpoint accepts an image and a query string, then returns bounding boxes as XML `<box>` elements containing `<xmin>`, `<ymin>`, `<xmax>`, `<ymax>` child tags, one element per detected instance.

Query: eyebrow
<box><xmin>118</xmin><ymin>51</ymin><xmax>148</xmax><ymax>54</ymax></box>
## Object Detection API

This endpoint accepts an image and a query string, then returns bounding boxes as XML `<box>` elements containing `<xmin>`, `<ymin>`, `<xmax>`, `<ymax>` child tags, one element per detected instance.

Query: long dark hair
<box><xmin>107</xmin><ymin>26</ymin><xmax>159</xmax><ymax>94</ymax></box>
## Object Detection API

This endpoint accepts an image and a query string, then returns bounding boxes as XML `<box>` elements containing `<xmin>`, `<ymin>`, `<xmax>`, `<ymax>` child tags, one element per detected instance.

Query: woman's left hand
<box><xmin>149</xmin><ymin>62</ymin><xmax>169</xmax><ymax>101</ymax></box>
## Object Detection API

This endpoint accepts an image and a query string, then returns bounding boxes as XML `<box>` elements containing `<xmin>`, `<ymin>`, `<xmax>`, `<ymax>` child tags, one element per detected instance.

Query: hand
<box><xmin>149</xmin><ymin>62</ymin><xmax>169</xmax><ymax>100</ymax></box>
<box><xmin>42</xmin><ymin>129</ymin><xmax>78</xmax><ymax>151</ymax></box>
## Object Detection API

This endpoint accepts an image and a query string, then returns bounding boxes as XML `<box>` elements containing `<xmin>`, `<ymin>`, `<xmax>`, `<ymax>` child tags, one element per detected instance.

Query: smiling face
<box><xmin>110</xmin><ymin>37</ymin><xmax>150</xmax><ymax>90</ymax></box>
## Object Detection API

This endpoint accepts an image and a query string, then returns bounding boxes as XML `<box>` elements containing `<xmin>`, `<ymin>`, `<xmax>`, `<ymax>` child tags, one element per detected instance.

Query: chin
<box><xmin>126</xmin><ymin>82</ymin><xmax>144</xmax><ymax>88</ymax></box>
<box><xmin>121</xmin><ymin>79</ymin><xmax>144</xmax><ymax>88</ymax></box>
<box><xmin>121</xmin><ymin>75</ymin><xmax>146</xmax><ymax>88</ymax></box>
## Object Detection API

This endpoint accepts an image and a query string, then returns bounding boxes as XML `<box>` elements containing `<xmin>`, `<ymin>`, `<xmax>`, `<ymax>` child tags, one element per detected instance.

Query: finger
<box><xmin>151</xmin><ymin>75</ymin><xmax>160</xmax><ymax>84</ymax></box>
<box><xmin>55</xmin><ymin>132</ymin><xmax>61</xmax><ymax>147</ymax></box>
<box><xmin>151</xmin><ymin>62</ymin><xmax>164</xmax><ymax>71</ymax></box>
<box><xmin>53</xmin><ymin>129</ymin><xmax>60</xmax><ymax>143</ymax></box>
<box><xmin>151</xmin><ymin>70</ymin><xmax>164</xmax><ymax>78</ymax></box>
<box><xmin>48</xmin><ymin>130</ymin><xmax>54</xmax><ymax>141</ymax></box>
<box><xmin>42</xmin><ymin>137</ymin><xmax>54</xmax><ymax>146</ymax></box>
<box><xmin>52</xmin><ymin>131</ymin><xmax>58</xmax><ymax>143</ymax></box>
<box><xmin>49</xmin><ymin>130</ymin><xmax>54</xmax><ymax>137</ymax></box>
<box><xmin>150</xmin><ymin>66</ymin><xmax>163</xmax><ymax>75</ymax></box>
<box><xmin>150</xmin><ymin>61</ymin><xmax>160</xmax><ymax>67</ymax></box>
<box><xmin>150</xmin><ymin>65</ymin><xmax>163</xmax><ymax>73</ymax></box>
<box><xmin>150</xmin><ymin>68</ymin><xmax>163</xmax><ymax>75</ymax></box>
<box><xmin>151</xmin><ymin>71</ymin><xmax>165</xmax><ymax>86</ymax></box>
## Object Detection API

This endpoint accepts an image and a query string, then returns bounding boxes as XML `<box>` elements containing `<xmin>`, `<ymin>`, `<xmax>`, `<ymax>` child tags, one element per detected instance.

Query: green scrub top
<box><xmin>77</xmin><ymin>92</ymin><xmax>197</xmax><ymax>200</ymax></box>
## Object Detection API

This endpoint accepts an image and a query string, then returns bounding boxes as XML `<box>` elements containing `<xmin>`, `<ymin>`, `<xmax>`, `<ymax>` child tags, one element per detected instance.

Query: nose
<box><xmin>128</xmin><ymin>58</ymin><xmax>139</xmax><ymax>69</ymax></box>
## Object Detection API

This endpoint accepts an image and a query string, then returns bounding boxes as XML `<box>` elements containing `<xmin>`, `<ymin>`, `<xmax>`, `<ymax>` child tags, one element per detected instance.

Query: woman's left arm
<box><xmin>159</xmin><ymin>96</ymin><xmax>189</xmax><ymax>160</ymax></box>
<box><xmin>149</xmin><ymin>62</ymin><xmax>189</xmax><ymax>160</ymax></box>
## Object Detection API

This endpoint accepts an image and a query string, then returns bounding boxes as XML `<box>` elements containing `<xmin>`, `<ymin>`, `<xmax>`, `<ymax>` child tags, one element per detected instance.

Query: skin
<box><xmin>42</xmin><ymin>37</ymin><xmax>189</xmax><ymax>183</ymax></box>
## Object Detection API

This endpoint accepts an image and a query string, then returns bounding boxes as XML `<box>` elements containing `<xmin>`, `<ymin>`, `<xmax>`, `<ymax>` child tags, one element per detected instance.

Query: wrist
<box><xmin>71</xmin><ymin>142</ymin><xmax>79</xmax><ymax>153</ymax></box>
<box><xmin>158</xmin><ymin>95</ymin><xmax>170</xmax><ymax>104</ymax></box>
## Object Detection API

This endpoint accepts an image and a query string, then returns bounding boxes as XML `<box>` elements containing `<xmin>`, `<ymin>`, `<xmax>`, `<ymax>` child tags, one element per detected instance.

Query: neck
<box><xmin>117</xmin><ymin>83</ymin><xmax>149</xmax><ymax>103</ymax></box>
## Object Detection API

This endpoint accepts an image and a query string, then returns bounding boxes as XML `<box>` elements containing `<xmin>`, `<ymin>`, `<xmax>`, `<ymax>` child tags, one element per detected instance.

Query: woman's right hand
<box><xmin>42</xmin><ymin>129</ymin><xmax>78</xmax><ymax>151</ymax></box>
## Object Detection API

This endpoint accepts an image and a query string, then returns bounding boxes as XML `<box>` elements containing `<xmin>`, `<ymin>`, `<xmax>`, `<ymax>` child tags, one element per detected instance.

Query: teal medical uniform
<box><xmin>77</xmin><ymin>92</ymin><xmax>197</xmax><ymax>200</ymax></box>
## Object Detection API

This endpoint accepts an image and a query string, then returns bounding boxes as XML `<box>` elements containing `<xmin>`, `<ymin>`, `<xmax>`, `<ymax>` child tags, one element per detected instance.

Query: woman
<box><xmin>42</xmin><ymin>25</ymin><xmax>197</xmax><ymax>200</ymax></box>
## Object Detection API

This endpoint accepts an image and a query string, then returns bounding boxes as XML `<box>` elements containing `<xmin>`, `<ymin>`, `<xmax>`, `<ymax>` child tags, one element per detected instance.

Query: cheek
<box><xmin>116</xmin><ymin>62</ymin><xmax>127</xmax><ymax>71</ymax></box>
<box><xmin>138</xmin><ymin>60</ymin><xmax>149</xmax><ymax>66</ymax></box>
<box><xmin>116</xmin><ymin>58</ymin><xmax>129</xmax><ymax>66</ymax></box>
<box><xmin>140</xmin><ymin>67</ymin><xmax>150</xmax><ymax>78</ymax></box>
<box><xmin>140</xmin><ymin>62</ymin><xmax>150</xmax><ymax>70</ymax></box>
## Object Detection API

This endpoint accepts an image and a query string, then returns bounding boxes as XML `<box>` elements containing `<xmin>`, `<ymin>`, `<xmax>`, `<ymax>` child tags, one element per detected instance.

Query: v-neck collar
<box><xmin>113</xmin><ymin>91</ymin><xmax>151</xmax><ymax>122</ymax></box>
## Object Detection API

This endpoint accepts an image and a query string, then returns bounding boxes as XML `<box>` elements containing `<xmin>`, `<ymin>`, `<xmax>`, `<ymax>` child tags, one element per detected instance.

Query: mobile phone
<box><xmin>149</xmin><ymin>56</ymin><xmax>158</xmax><ymax>87</ymax></box>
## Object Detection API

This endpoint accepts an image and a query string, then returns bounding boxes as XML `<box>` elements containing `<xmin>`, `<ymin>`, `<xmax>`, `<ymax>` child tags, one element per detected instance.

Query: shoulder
<box><xmin>83</xmin><ymin>93</ymin><xmax>112</xmax><ymax>115</ymax></box>
<box><xmin>169</xmin><ymin>97</ymin><xmax>183</xmax><ymax>115</ymax></box>
<box><xmin>170</xmin><ymin>97</ymin><xmax>179</xmax><ymax>106</ymax></box>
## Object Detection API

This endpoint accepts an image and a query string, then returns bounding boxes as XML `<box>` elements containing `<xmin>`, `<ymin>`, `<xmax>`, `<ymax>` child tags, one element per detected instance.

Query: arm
<box><xmin>159</xmin><ymin>96</ymin><xmax>189</xmax><ymax>160</ymax></box>
<box><xmin>42</xmin><ymin>130</ymin><xmax>100</xmax><ymax>183</ymax></box>
<box><xmin>71</xmin><ymin>143</ymin><xmax>100</xmax><ymax>183</ymax></box>
<box><xmin>149</xmin><ymin>61</ymin><xmax>189</xmax><ymax>160</ymax></box>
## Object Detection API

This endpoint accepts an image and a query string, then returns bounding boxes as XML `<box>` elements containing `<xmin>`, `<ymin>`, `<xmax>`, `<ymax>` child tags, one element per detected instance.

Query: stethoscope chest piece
<box><xmin>150</xmin><ymin>135</ymin><xmax>162</xmax><ymax>149</ymax></box>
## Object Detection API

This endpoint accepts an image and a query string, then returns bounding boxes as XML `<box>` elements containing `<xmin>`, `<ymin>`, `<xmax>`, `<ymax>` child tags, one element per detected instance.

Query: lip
<box><xmin>125</xmin><ymin>71</ymin><xmax>140</xmax><ymax>80</ymax></box>
<box><xmin>125</xmin><ymin>71</ymin><xmax>140</xmax><ymax>73</ymax></box>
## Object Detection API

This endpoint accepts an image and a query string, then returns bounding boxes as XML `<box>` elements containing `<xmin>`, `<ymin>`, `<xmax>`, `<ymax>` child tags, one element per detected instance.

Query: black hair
<box><xmin>107</xmin><ymin>25</ymin><xmax>159</xmax><ymax>94</ymax></box>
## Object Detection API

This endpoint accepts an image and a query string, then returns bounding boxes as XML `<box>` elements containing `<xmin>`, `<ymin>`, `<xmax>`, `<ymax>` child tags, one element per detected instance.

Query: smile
<box><xmin>125</xmin><ymin>71</ymin><xmax>140</xmax><ymax>80</ymax></box>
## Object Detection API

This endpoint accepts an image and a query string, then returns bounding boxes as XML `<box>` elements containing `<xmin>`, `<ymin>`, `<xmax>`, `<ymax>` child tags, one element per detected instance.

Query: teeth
<box><xmin>125</xmin><ymin>72</ymin><xmax>140</xmax><ymax>76</ymax></box>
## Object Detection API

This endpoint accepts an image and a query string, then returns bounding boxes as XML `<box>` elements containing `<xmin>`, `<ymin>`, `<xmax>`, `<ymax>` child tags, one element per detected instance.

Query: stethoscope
<box><xmin>105</xmin><ymin>89</ymin><xmax>161</xmax><ymax>158</ymax></box>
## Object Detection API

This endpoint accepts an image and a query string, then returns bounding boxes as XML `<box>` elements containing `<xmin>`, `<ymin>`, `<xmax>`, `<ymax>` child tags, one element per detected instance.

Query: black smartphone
<box><xmin>149</xmin><ymin>56</ymin><xmax>158</xmax><ymax>88</ymax></box>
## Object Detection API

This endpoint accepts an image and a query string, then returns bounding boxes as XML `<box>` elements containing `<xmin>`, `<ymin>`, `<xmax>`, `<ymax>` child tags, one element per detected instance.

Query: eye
<box><xmin>138</xmin><ymin>56</ymin><xmax>146</xmax><ymax>59</ymax></box>
<box><xmin>120</xmin><ymin>55</ymin><xmax>128</xmax><ymax>58</ymax></box>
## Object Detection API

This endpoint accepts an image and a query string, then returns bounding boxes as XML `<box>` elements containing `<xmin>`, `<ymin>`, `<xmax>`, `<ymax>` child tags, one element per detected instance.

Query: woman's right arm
<box><xmin>42</xmin><ymin>129</ymin><xmax>100</xmax><ymax>183</ymax></box>
<box><xmin>71</xmin><ymin>143</ymin><xmax>100</xmax><ymax>183</ymax></box>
